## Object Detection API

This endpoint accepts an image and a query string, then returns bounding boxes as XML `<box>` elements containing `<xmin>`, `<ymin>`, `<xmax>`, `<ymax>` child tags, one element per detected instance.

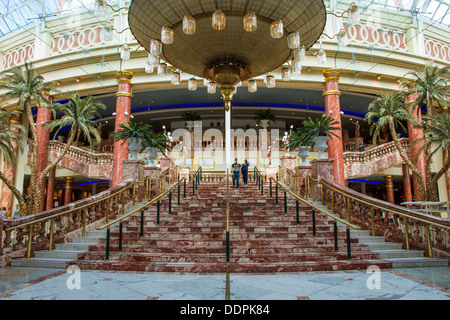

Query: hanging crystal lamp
<box><xmin>207</xmin><ymin>82</ymin><xmax>217</xmax><ymax>94</ymax></box>
<box><xmin>281</xmin><ymin>67</ymin><xmax>291</xmax><ymax>81</ymax></box>
<box><xmin>183</xmin><ymin>16</ymin><xmax>196</xmax><ymax>35</ymax></box>
<box><xmin>158</xmin><ymin>63</ymin><xmax>167</xmax><ymax>77</ymax></box>
<box><xmin>292</xmin><ymin>59</ymin><xmax>302</xmax><ymax>75</ymax></box>
<box><xmin>348</xmin><ymin>3</ymin><xmax>360</xmax><ymax>25</ymax></box>
<box><xmin>266</xmin><ymin>75</ymin><xmax>276</xmax><ymax>88</ymax></box>
<box><xmin>148</xmin><ymin>54</ymin><xmax>160</xmax><ymax>67</ymax></box>
<box><xmin>188</xmin><ymin>78</ymin><xmax>197</xmax><ymax>91</ymax></box>
<box><xmin>294</xmin><ymin>46</ymin><xmax>306</xmax><ymax>61</ymax></box>
<box><xmin>317</xmin><ymin>49</ymin><xmax>326</xmax><ymax>65</ymax></box>
<box><xmin>337</xmin><ymin>29</ymin><xmax>348</xmax><ymax>47</ymax></box>
<box><xmin>171</xmin><ymin>71</ymin><xmax>181</xmax><ymax>85</ymax></box>
<box><xmin>270</xmin><ymin>20</ymin><xmax>283</xmax><ymax>39</ymax></box>
<box><xmin>145</xmin><ymin>60</ymin><xmax>153</xmax><ymax>73</ymax></box>
<box><xmin>150</xmin><ymin>39</ymin><xmax>162</xmax><ymax>56</ymax></box>
<box><xmin>212</xmin><ymin>10</ymin><xmax>226</xmax><ymax>30</ymax></box>
<box><xmin>161</xmin><ymin>26</ymin><xmax>174</xmax><ymax>44</ymax></box>
<box><xmin>243</xmin><ymin>12</ymin><xmax>257</xmax><ymax>32</ymax></box>
<box><xmin>248</xmin><ymin>80</ymin><xmax>257</xmax><ymax>93</ymax></box>
<box><xmin>101</xmin><ymin>22</ymin><xmax>113</xmax><ymax>41</ymax></box>
<box><xmin>287</xmin><ymin>32</ymin><xmax>300</xmax><ymax>49</ymax></box>
<box><xmin>120</xmin><ymin>44</ymin><xmax>130</xmax><ymax>60</ymax></box>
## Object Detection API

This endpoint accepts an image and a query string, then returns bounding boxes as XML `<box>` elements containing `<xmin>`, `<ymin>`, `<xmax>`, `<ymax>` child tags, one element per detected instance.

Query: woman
<box><xmin>241</xmin><ymin>160</ymin><xmax>249</xmax><ymax>187</ymax></box>
<box><xmin>0</xmin><ymin>207</ymin><xmax>7</xmax><ymax>220</ymax></box>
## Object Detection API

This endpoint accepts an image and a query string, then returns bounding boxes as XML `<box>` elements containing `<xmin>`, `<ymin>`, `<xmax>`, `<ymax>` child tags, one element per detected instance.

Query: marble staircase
<box><xmin>68</xmin><ymin>181</ymin><xmax>395</xmax><ymax>273</ymax></box>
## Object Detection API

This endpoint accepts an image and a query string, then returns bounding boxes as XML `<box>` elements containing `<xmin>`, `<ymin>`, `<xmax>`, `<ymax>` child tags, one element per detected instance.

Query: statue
<box><xmin>353</xmin><ymin>121</ymin><xmax>360</xmax><ymax>137</ymax></box>
<box><xmin>282</xmin><ymin>131</ymin><xmax>289</xmax><ymax>155</ymax></box>
<box><xmin>182</xmin><ymin>146</ymin><xmax>188</xmax><ymax>166</ymax></box>
<box><xmin>267</xmin><ymin>146</ymin><xmax>272</xmax><ymax>165</ymax></box>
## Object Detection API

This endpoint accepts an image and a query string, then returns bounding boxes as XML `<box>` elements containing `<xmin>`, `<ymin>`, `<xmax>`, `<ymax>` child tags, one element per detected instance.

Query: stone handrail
<box><xmin>307</xmin><ymin>176</ymin><xmax>450</xmax><ymax>260</ymax></box>
<box><xmin>343</xmin><ymin>138</ymin><xmax>409</xmax><ymax>178</ymax></box>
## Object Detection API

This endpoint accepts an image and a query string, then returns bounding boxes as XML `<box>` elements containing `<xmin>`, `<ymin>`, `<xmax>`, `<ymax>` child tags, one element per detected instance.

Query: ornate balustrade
<box><xmin>343</xmin><ymin>138</ymin><xmax>409</xmax><ymax>178</ymax></box>
<box><xmin>0</xmin><ymin>179</ymin><xmax>140</xmax><ymax>266</ymax></box>
<box><xmin>306</xmin><ymin>176</ymin><xmax>450</xmax><ymax>260</ymax></box>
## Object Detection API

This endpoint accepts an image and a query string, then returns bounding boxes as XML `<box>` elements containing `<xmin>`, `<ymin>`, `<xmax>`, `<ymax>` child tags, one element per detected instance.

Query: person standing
<box><xmin>241</xmin><ymin>160</ymin><xmax>249</xmax><ymax>187</ymax></box>
<box><xmin>0</xmin><ymin>207</ymin><xmax>7</xmax><ymax>220</ymax></box>
<box><xmin>231</xmin><ymin>158</ymin><xmax>241</xmax><ymax>189</ymax></box>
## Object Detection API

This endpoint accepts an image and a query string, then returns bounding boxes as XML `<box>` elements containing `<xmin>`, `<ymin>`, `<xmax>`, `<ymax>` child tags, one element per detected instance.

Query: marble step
<box><xmin>10</xmin><ymin>257</ymin><xmax>74</xmax><ymax>268</ymax></box>
<box><xmin>386</xmin><ymin>257</ymin><xmax>449</xmax><ymax>268</ymax></box>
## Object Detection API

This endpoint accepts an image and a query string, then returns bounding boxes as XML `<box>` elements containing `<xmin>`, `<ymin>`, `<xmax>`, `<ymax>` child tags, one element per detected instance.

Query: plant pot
<box><xmin>313</xmin><ymin>136</ymin><xmax>328</xmax><ymax>159</ymax></box>
<box><xmin>297</xmin><ymin>146</ymin><xmax>310</xmax><ymax>166</ymax></box>
<box><xmin>260</xmin><ymin>119</ymin><xmax>269</xmax><ymax>129</ymax></box>
<box><xmin>145</xmin><ymin>147</ymin><xmax>158</xmax><ymax>166</ymax></box>
<box><xmin>186</xmin><ymin>120</ymin><xmax>194</xmax><ymax>131</ymax></box>
<box><xmin>128</xmin><ymin>137</ymin><xmax>142</xmax><ymax>160</ymax></box>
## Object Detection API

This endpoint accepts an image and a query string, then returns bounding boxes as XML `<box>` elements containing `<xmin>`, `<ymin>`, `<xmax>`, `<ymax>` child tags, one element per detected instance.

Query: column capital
<box><xmin>114</xmin><ymin>70</ymin><xmax>134</xmax><ymax>83</ymax></box>
<box><xmin>322</xmin><ymin>68</ymin><xmax>341</xmax><ymax>81</ymax></box>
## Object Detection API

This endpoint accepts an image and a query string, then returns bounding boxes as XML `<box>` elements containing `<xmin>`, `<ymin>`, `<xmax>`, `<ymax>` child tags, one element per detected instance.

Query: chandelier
<box><xmin>128</xmin><ymin>0</ymin><xmax>327</xmax><ymax>111</ymax></box>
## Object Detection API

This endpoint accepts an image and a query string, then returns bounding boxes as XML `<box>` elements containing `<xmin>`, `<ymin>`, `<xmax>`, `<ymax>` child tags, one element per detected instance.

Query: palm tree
<box><xmin>365</xmin><ymin>91</ymin><xmax>427</xmax><ymax>200</ymax></box>
<box><xmin>254</xmin><ymin>109</ymin><xmax>277</xmax><ymax>125</ymax></box>
<box><xmin>0</xmin><ymin>109</ymin><xmax>27</xmax><ymax>212</ymax></box>
<box><xmin>33</xmin><ymin>93</ymin><xmax>106</xmax><ymax>213</ymax></box>
<box><xmin>0</xmin><ymin>62</ymin><xmax>54</xmax><ymax>215</ymax></box>
<box><xmin>402</xmin><ymin>64</ymin><xmax>450</xmax><ymax>114</ymax></box>
<box><xmin>410</xmin><ymin>113</ymin><xmax>450</xmax><ymax>201</ymax></box>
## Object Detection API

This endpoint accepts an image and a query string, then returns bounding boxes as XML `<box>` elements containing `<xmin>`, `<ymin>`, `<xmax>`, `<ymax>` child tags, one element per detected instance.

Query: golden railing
<box><xmin>306</xmin><ymin>176</ymin><xmax>450</xmax><ymax>259</ymax></box>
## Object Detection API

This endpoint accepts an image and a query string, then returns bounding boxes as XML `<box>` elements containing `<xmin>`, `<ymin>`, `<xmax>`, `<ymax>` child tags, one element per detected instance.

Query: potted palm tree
<box><xmin>180</xmin><ymin>111</ymin><xmax>202</xmax><ymax>131</ymax></box>
<box><xmin>142</xmin><ymin>133</ymin><xmax>172</xmax><ymax>166</ymax></box>
<box><xmin>303</xmin><ymin>115</ymin><xmax>341</xmax><ymax>159</ymax></box>
<box><xmin>286</xmin><ymin>128</ymin><xmax>313</xmax><ymax>166</ymax></box>
<box><xmin>254</xmin><ymin>109</ymin><xmax>277</xmax><ymax>129</ymax></box>
<box><xmin>111</xmin><ymin>121</ymin><xmax>153</xmax><ymax>160</ymax></box>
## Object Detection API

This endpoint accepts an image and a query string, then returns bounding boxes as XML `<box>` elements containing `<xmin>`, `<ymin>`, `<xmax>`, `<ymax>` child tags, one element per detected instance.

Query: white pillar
<box><xmin>225</xmin><ymin>109</ymin><xmax>231</xmax><ymax>168</ymax></box>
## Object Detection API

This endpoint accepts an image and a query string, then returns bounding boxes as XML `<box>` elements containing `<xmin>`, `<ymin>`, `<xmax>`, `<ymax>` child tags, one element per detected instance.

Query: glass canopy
<box><xmin>0</xmin><ymin>0</ymin><xmax>448</xmax><ymax>38</ymax></box>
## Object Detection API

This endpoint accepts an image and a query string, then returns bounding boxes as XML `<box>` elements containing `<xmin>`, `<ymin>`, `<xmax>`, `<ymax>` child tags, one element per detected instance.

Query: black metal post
<box><xmin>178</xmin><ymin>184</ymin><xmax>181</xmax><ymax>205</ymax></box>
<box><xmin>226</xmin><ymin>231</ymin><xmax>230</xmax><ymax>264</ymax></box>
<box><xmin>118</xmin><ymin>222</ymin><xmax>123</xmax><ymax>253</ymax></box>
<box><xmin>192</xmin><ymin>179</ymin><xmax>195</xmax><ymax>196</ymax></box>
<box><xmin>184</xmin><ymin>179</ymin><xmax>186</xmax><ymax>198</ymax></box>
<box><xmin>284</xmin><ymin>191</ymin><xmax>287</xmax><ymax>214</ymax></box>
<box><xmin>156</xmin><ymin>201</ymin><xmax>160</xmax><ymax>225</ymax></box>
<box><xmin>169</xmin><ymin>192</ymin><xmax>172</xmax><ymax>214</ymax></box>
<box><xmin>347</xmin><ymin>227</ymin><xmax>351</xmax><ymax>260</ymax></box>
<box><xmin>334</xmin><ymin>221</ymin><xmax>338</xmax><ymax>252</ymax></box>
<box><xmin>140</xmin><ymin>210</ymin><xmax>144</xmax><ymax>237</ymax></box>
<box><xmin>270</xmin><ymin>179</ymin><xmax>272</xmax><ymax>197</ymax></box>
<box><xmin>105</xmin><ymin>228</ymin><xmax>110</xmax><ymax>262</ymax></box>
<box><xmin>312</xmin><ymin>210</ymin><xmax>316</xmax><ymax>237</ymax></box>
<box><xmin>296</xmin><ymin>200</ymin><xmax>299</xmax><ymax>225</ymax></box>
<box><xmin>275</xmin><ymin>184</ymin><xmax>278</xmax><ymax>205</ymax></box>
<box><xmin>261</xmin><ymin>179</ymin><xmax>264</xmax><ymax>196</ymax></box>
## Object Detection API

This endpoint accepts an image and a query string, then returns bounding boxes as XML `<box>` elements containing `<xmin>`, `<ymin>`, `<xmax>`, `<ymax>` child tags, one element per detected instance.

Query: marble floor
<box><xmin>0</xmin><ymin>266</ymin><xmax>448</xmax><ymax>301</ymax></box>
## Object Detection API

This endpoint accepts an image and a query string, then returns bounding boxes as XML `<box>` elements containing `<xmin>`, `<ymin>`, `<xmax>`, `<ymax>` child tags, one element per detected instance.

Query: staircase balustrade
<box><xmin>306</xmin><ymin>176</ymin><xmax>450</xmax><ymax>260</ymax></box>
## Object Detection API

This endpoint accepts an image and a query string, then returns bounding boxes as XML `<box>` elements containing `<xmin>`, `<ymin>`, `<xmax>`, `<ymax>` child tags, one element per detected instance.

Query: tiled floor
<box><xmin>0</xmin><ymin>266</ymin><xmax>448</xmax><ymax>300</ymax></box>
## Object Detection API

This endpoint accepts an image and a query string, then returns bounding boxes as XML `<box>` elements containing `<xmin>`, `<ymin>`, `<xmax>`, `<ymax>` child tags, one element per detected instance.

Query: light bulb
<box><xmin>120</xmin><ymin>44</ymin><xmax>130</xmax><ymax>60</ymax></box>
<box><xmin>183</xmin><ymin>16</ymin><xmax>196</xmax><ymax>35</ymax></box>
<box><xmin>270</xmin><ymin>20</ymin><xmax>283</xmax><ymax>39</ymax></box>
<box><xmin>150</xmin><ymin>39</ymin><xmax>162</xmax><ymax>56</ymax></box>
<box><xmin>188</xmin><ymin>78</ymin><xmax>197</xmax><ymax>91</ymax></box>
<box><xmin>158</xmin><ymin>63</ymin><xmax>167</xmax><ymax>77</ymax></box>
<box><xmin>287</xmin><ymin>32</ymin><xmax>300</xmax><ymax>49</ymax></box>
<box><xmin>161</xmin><ymin>26</ymin><xmax>174</xmax><ymax>44</ymax></box>
<box><xmin>281</xmin><ymin>67</ymin><xmax>291</xmax><ymax>81</ymax></box>
<box><xmin>248</xmin><ymin>80</ymin><xmax>257</xmax><ymax>93</ymax></box>
<box><xmin>212</xmin><ymin>10</ymin><xmax>226</xmax><ymax>30</ymax></box>
<box><xmin>317</xmin><ymin>49</ymin><xmax>326</xmax><ymax>65</ymax></box>
<box><xmin>171</xmin><ymin>72</ymin><xmax>180</xmax><ymax>85</ymax></box>
<box><xmin>243</xmin><ymin>12</ymin><xmax>257</xmax><ymax>32</ymax></box>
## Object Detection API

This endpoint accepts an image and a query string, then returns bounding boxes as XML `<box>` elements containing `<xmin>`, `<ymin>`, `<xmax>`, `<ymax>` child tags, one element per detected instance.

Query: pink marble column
<box><xmin>64</xmin><ymin>176</ymin><xmax>73</xmax><ymax>205</ymax></box>
<box><xmin>384</xmin><ymin>175</ymin><xmax>395</xmax><ymax>204</ymax></box>
<box><xmin>406</xmin><ymin>93</ymin><xmax>426</xmax><ymax>201</ymax></box>
<box><xmin>36</xmin><ymin>91</ymin><xmax>53</xmax><ymax>211</ymax></box>
<box><xmin>402</xmin><ymin>164</ymin><xmax>413</xmax><ymax>203</ymax></box>
<box><xmin>46</xmin><ymin>167</ymin><xmax>56</xmax><ymax>211</ymax></box>
<box><xmin>322</xmin><ymin>69</ymin><xmax>345</xmax><ymax>186</ymax></box>
<box><xmin>111</xmin><ymin>71</ymin><xmax>134</xmax><ymax>187</ymax></box>
<box><xmin>0</xmin><ymin>111</ymin><xmax>22</xmax><ymax>216</ymax></box>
